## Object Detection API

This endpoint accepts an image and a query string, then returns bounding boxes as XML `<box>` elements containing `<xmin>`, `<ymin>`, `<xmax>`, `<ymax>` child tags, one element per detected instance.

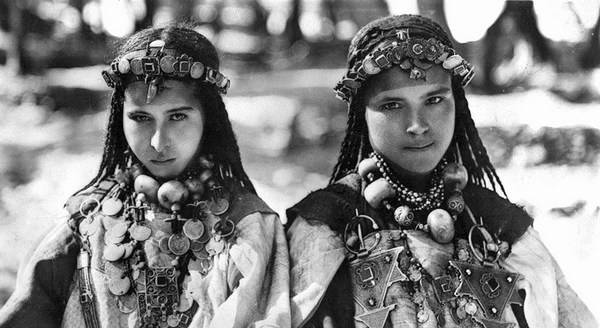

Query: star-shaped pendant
<box><xmin>355</xmin><ymin>305</ymin><xmax>396</xmax><ymax>328</ymax></box>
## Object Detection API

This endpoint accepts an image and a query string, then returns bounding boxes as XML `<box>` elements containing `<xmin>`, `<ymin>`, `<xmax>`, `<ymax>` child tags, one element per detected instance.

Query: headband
<box><xmin>334</xmin><ymin>28</ymin><xmax>475</xmax><ymax>103</ymax></box>
<box><xmin>102</xmin><ymin>39</ymin><xmax>230</xmax><ymax>103</ymax></box>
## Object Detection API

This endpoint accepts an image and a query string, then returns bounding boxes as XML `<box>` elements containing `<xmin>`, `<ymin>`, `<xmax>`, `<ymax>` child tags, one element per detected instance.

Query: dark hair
<box><xmin>80</xmin><ymin>22</ymin><xmax>256</xmax><ymax>194</ymax></box>
<box><xmin>330</xmin><ymin>15</ymin><xmax>506</xmax><ymax>197</ymax></box>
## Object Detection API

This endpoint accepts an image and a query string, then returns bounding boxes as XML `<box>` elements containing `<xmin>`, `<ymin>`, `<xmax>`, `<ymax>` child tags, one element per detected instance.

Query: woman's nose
<box><xmin>150</xmin><ymin>126</ymin><xmax>170</xmax><ymax>152</ymax></box>
<box><xmin>405</xmin><ymin>109</ymin><xmax>429</xmax><ymax>135</ymax></box>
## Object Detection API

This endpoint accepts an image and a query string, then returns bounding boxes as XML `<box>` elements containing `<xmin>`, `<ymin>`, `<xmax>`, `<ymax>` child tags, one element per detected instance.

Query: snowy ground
<box><xmin>0</xmin><ymin>75</ymin><xmax>598</xmax><ymax>320</ymax></box>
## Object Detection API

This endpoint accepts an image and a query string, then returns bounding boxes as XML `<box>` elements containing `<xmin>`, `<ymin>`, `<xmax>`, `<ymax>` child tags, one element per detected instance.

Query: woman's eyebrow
<box><xmin>423</xmin><ymin>87</ymin><xmax>451</xmax><ymax>98</ymax></box>
<box><xmin>166</xmin><ymin>106</ymin><xmax>194</xmax><ymax>113</ymax></box>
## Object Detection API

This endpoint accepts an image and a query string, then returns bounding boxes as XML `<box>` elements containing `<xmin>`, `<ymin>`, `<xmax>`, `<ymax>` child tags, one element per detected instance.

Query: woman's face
<box><xmin>364</xmin><ymin>65</ymin><xmax>455</xmax><ymax>175</ymax></box>
<box><xmin>123</xmin><ymin>80</ymin><xmax>204</xmax><ymax>180</ymax></box>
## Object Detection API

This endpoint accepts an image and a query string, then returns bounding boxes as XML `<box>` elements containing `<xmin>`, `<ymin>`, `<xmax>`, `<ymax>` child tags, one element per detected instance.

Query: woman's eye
<box><xmin>128</xmin><ymin>114</ymin><xmax>151</xmax><ymax>122</ymax></box>
<box><xmin>170</xmin><ymin>113</ymin><xmax>188</xmax><ymax>121</ymax></box>
<box><xmin>379</xmin><ymin>102</ymin><xmax>403</xmax><ymax>111</ymax></box>
<box><xmin>426</xmin><ymin>96</ymin><xmax>444</xmax><ymax>105</ymax></box>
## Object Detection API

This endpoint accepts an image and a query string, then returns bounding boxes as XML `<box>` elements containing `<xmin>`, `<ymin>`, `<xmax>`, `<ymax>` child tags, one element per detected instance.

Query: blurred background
<box><xmin>0</xmin><ymin>0</ymin><xmax>599</xmax><ymax>320</ymax></box>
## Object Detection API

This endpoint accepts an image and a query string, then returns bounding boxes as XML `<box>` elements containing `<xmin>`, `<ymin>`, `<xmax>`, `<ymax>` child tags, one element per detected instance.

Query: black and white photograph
<box><xmin>0</xmin><ymin>0</ymin><xmax>598</xmax><ymax>327</ymax></box>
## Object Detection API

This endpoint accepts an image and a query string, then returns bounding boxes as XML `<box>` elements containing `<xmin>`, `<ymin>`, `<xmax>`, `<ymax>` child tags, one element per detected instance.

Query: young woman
<box><xmin>0</xmin><ymin>24</ymin><xmax>290</xmax><ymax>328</ymax></box>
<box><xmin>286</xmin><ymin>15</ymin><xmax>596</xmax><ymax>328</ymax></box>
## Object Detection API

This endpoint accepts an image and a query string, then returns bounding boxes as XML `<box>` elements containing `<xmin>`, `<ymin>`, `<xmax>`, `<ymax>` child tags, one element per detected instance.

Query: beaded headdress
<box><xmin>334</xmin><ymin>21</ymin><xmax>475</xmax><ymax>103</ymax></box>
<box><xmin>102</xmin><ymin>39</ymin><xmax>230</xmax><ymax>103</ymax></box>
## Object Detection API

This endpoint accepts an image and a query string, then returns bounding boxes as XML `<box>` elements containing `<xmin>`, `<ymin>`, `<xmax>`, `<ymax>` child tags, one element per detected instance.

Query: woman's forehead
<box><xmin>364</xmin><ymin>66</ymin><xmax>451</xmax><ymax>100</ymax></box>
<box><xmin>124</xmin><ymin>80</ymin><xmax>198</xmax><ymax>108</ymax></box>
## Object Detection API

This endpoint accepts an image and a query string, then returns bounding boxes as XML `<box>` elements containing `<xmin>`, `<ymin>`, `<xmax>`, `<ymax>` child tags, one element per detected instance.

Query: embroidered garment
<box><xmin>0</xmin><ymin>183</ymin><xmax>291</xmax><ymax>328</ymax></box>
<box><xmin>286</xmin><ymin>174</ymin><xmax>597</xmax><ymax>328</ymax></box>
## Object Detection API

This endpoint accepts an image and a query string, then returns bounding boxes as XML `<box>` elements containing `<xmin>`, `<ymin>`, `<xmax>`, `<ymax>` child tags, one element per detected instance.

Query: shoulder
<box><xmin>286</xmin><ymin>173</ymin><xmax>362</xmax><ymax>233</ymax></box>
<box><xmin>462</xmin><ymin>184</ymin><xmax>533</xmax><ymax>244</ymax></box>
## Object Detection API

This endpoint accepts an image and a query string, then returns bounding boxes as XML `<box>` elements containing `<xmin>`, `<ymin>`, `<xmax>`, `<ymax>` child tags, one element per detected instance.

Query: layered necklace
<box><xmin>344</xmin><ymin>153</ymin><xmax>521</xmax><ymax>328</ymax></box>
<box><xmin>359</xmin><ymin>152</ymin><xmax>467</xmax><ymax>243</ymax></box>
<box><xmin>78</xmin><ymin>155</ymin><xmax>235</xmax><ymax>327</ymax></box>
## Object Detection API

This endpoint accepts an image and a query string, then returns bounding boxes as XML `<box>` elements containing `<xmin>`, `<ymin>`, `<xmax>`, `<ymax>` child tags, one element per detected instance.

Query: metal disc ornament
<box><xmin>158</xmin><ymin>236</ymin><xmax>172</xmax><ymax>254</ymax></box>
<box><xmin>108</xmin><ymin>276</ymin><xmax>131</xmax><ymax>296</ymax></box>
<box><xmin>168</xmin><ymin>233</ymin><xmax>191</xmax><ymax>256</ymax></box>
<box><xmin>118</xmin><ymin>58</ymin><xmax>130</xmax><ymax>74</ymax></box>
<box><xmin>79</xmin><ymin>218</ymin><xmax>99</xmax><ymax>236</ymax></box>
<box><xmin>190</xmin><ymin>62</ymin><xmax>205</xmax><ymax>79</ymax></box>
<box><xmin>159</xmin><ymin>55</ymin><xmax>176</xmax><ymax>74</ymax></box>
<box><xmin>130</xmin><ymin>223</ymin><xmax>152</xmax><ymax>241</ymax></box>
<box><xmin>104</xmin><ymin>244</ymin><xmax>125</xmax><ymax>261</ymax></box>
<box><xmin>183</xmin><ymin>219</ymin><xmax>205</xmax><ymax>240</ymax></box>
<box><xmin>209</xmin><ymin>198</ymin><xmax>229</xmax><ymax>215</ymax></box>
<box><xmin>102</xmin><ymin>198</ymin><xmax>123</xmax><ymax>216</ymax></box>
<box><xmin>130</xmin><ymin>58</ymin><xmax>143</xmax><ymax>75</ymax></box>
<box><xmin>122</xmin><ymin>242</ymin><xmax>135</xmax><ymax>259</ymax></box>
<box><xmin>167</xmin><ymin>314</ymin><xmax>180</xmax><ymax>327</ymax></box>
<box><xmin>205</xmin><ymin>237</ymin><xmax>225</xmax><ymax>256</ymax></box>
<box><xmin>117</xmin><ymin>294</ymin><xmax>137</xmax><ymax>314</ymax></box>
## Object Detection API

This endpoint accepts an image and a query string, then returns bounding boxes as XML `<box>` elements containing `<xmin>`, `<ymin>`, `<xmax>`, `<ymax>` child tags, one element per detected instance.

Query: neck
<box><xmin>388</xmin><ymin>162</ymin><xmax>433</xmax><ymax>193</ymax></box>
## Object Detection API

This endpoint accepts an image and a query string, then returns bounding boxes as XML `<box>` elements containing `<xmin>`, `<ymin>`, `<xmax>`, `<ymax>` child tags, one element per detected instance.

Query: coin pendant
<box><xmin>79</xmin><ymin>217</ymin><xmax>98</xmax><ymax>236</ymax></box>
<box><xmin>102</xmin><ymin>198</ymin><xmax>123</xmax><ymax>216</ymax></box>
<box><xmin>105</xmin><ymin>261</ymin><xmax>126</xmax><ymax>278</ymax></box>
<box><xmin>117</xmin><ymin>294</ymin><xmax>137</xmax><ymax>313</ymax></box>
<box><xmin>130</xmin><ymin>223</ymin><xmax>152</xmax><ymax>241</ymax></box>
<box><xmin>205</xmin><ymin>237</ymin><xmax>225</xmax><ymax>256</ymax></box>
<box><xmin>167</xmin><ymin>314</ymin><xmax>179</xmax><ymax>327</ymax></box>
<box><xmin>122</xmin><ymin>242</ymin><xmax>135</xmax><ymax>259</ymax></box>
<box><xmin>183</xmin><ymin>219</ymin><xmax>205</xmax><ymax>240</ymax></box>
<box><xmin>190</xmin><ymin>239</ymin><xmax>207</xmax><ymax>252</ymax></box>
<box><xmin>168</xmin><ymin>233</ymin><xmax>191</xmax><ymax>256</ymax></box>
<box><xmin>158</xmin><ymin>236</ymin><xmax>172</xmax><ymax>254</ymax></box>
<box><xmin>104</xmin><ymin>244</ymin><xmax>125</xmax><ymax>261</ymax></box>
<box><xmin>209</xmin><ymin>198</ymin><xmax>229</xmax><ymax>215</ymax></box>
<box><xmin>108</xmin><ymin>276</ymin><xmax>131</xmax><ymax>296</ymax></box>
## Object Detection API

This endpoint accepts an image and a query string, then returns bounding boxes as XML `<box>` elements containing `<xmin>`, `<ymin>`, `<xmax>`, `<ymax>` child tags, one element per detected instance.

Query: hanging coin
<box><xmin>158</xmin><ymin>236</ymin><xmax>172</xmax><ymax>254</ymax></box>
<box><xmin>190</xmin><ymin>238</ymin><xmax>208</xmax><ymax>253</ymax></box>
<box><xmin>168</xmin><ymin>233</ymin><xmax>191</xmax><ymax>256</ymax></box>
<box><xmin>209</xmin><ymin>198</ymin><xmax>229</xmax><ymax>215</ymax></box>
<box><xmin>117</xmin><ymin>293</ymin><xmax>137</xmax><ymax>314</ymax></box>
<box><xmin>205</xmin><ymin>237</ymin><xmax>225</xmax><ymax>256</ymax></box>
<box><xmin>105</xmin><ymin>261</ymin><xmax>126</xmax><ymax>279</ymax></box>
<box><xmin>108</xmin><ymin>276</ymin><xmax>131</xmax><ymax>296</ymax></box>
<box><xmin>167</xmin><ymin>314</ymin><xmax>180</xmax><ymax>327</ymax></box>
<box><xmin>183</xmin><ymin>219</ymin><xmax>205</xmax><ymax>240</ymax></box>
<box><xmin>79</xmin><ymin>217</ymin><xmax>98</xmax><ymax>236</ymax></box>
<box><xmin>130</xmin><ymin>222</ymin><xmax>152</xmax><ymax>241</ymax></box>
<box><xmin>122</xmin><ymin>242</ymin><xmax>135</xmax><ymax>259</ymax></box>
<box><xmin>104</xmin><ymin>244</ymin><xmax>126</xmax><ymax>261</ymax></box>
<box><xmin>102</xmin><ymin>198</ymin><xmax>124</xmax><ymax>216</ymax></box>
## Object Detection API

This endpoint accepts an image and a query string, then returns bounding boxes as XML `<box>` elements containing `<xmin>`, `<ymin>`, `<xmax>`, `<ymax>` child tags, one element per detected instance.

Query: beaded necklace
<box><xmin>78</xmin><ymin>156</ymin><xmax>236</xmax><ymax>327</ymax></box>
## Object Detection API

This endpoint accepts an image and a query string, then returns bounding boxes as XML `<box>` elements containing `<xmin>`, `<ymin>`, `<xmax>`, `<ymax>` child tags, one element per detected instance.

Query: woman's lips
<box><xmin>150</xmin><ymin>158</ymin><xmax>175</xmax><ymax>165</ymax></box>
<box><xmin>404</xmin><ymin>142</ymin><xmax>434</xmax><ymax>150</ymax></box>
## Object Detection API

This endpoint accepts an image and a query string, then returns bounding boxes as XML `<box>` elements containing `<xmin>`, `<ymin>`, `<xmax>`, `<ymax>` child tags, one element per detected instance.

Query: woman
<box><xmin>286</xmin><ymin>15</ymin><xmax>596</xmax><ymax>328</ymax></box>
<box><xmin>0</xmin><ymin>24</ymin><xmax>290</xmax><ymax>328</ymax></box>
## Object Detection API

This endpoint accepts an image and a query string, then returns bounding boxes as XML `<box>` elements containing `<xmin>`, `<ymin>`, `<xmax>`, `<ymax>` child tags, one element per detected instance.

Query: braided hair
<box><xmin>330</xmin><ymin>14</ymin><xmax>506</xmax><ymax>197</ymax></box>
<box><xmin>80</xmin><ymin>23</ymin><xmax>256</xmax><ymax>194</ymax></box>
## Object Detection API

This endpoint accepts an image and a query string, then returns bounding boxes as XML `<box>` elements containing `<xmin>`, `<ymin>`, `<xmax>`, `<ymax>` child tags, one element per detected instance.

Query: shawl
<box><xmin>0</xmin><ymin>181</ymin><xmax>291</xmax><ymax>328</ymax></box>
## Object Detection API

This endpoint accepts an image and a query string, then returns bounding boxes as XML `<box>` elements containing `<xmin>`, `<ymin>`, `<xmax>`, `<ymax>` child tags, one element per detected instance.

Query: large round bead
<box><xmin>393</xmin><ymin>205</ymin><xmax>414</xmax><ymax>226</ymax></box>
<box><xmin>357</xmin><ymin>157</ymin><xmax>378</xmax><ymax>180</ymax></box>
<box><xmin>157</xmin><ymin>180</ymin><xmax>189</xmax><ymax>210</ymax></box>
<box><xmin>427</xmin><ymin>209</ymin><xmax>455</xmax><ymax>244</ymax></box>
<box><xmin>442</xmin><ymin>163</ymin><xmax>468</xmax><ymax>190</ymax></box>
<box><xmin>364</xmin><ymin>178</ymin><xmax>395</xmax><ymax>209</ymax></box>
<box><xmin>134</xmin><ymin>174</ymin><xmax>160</xmax><ymax>203</ymax></box>
<box><xmin>446</xmin><ymin>191</ymin><xmax>465</xmax><ymax>214</ymax></box>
